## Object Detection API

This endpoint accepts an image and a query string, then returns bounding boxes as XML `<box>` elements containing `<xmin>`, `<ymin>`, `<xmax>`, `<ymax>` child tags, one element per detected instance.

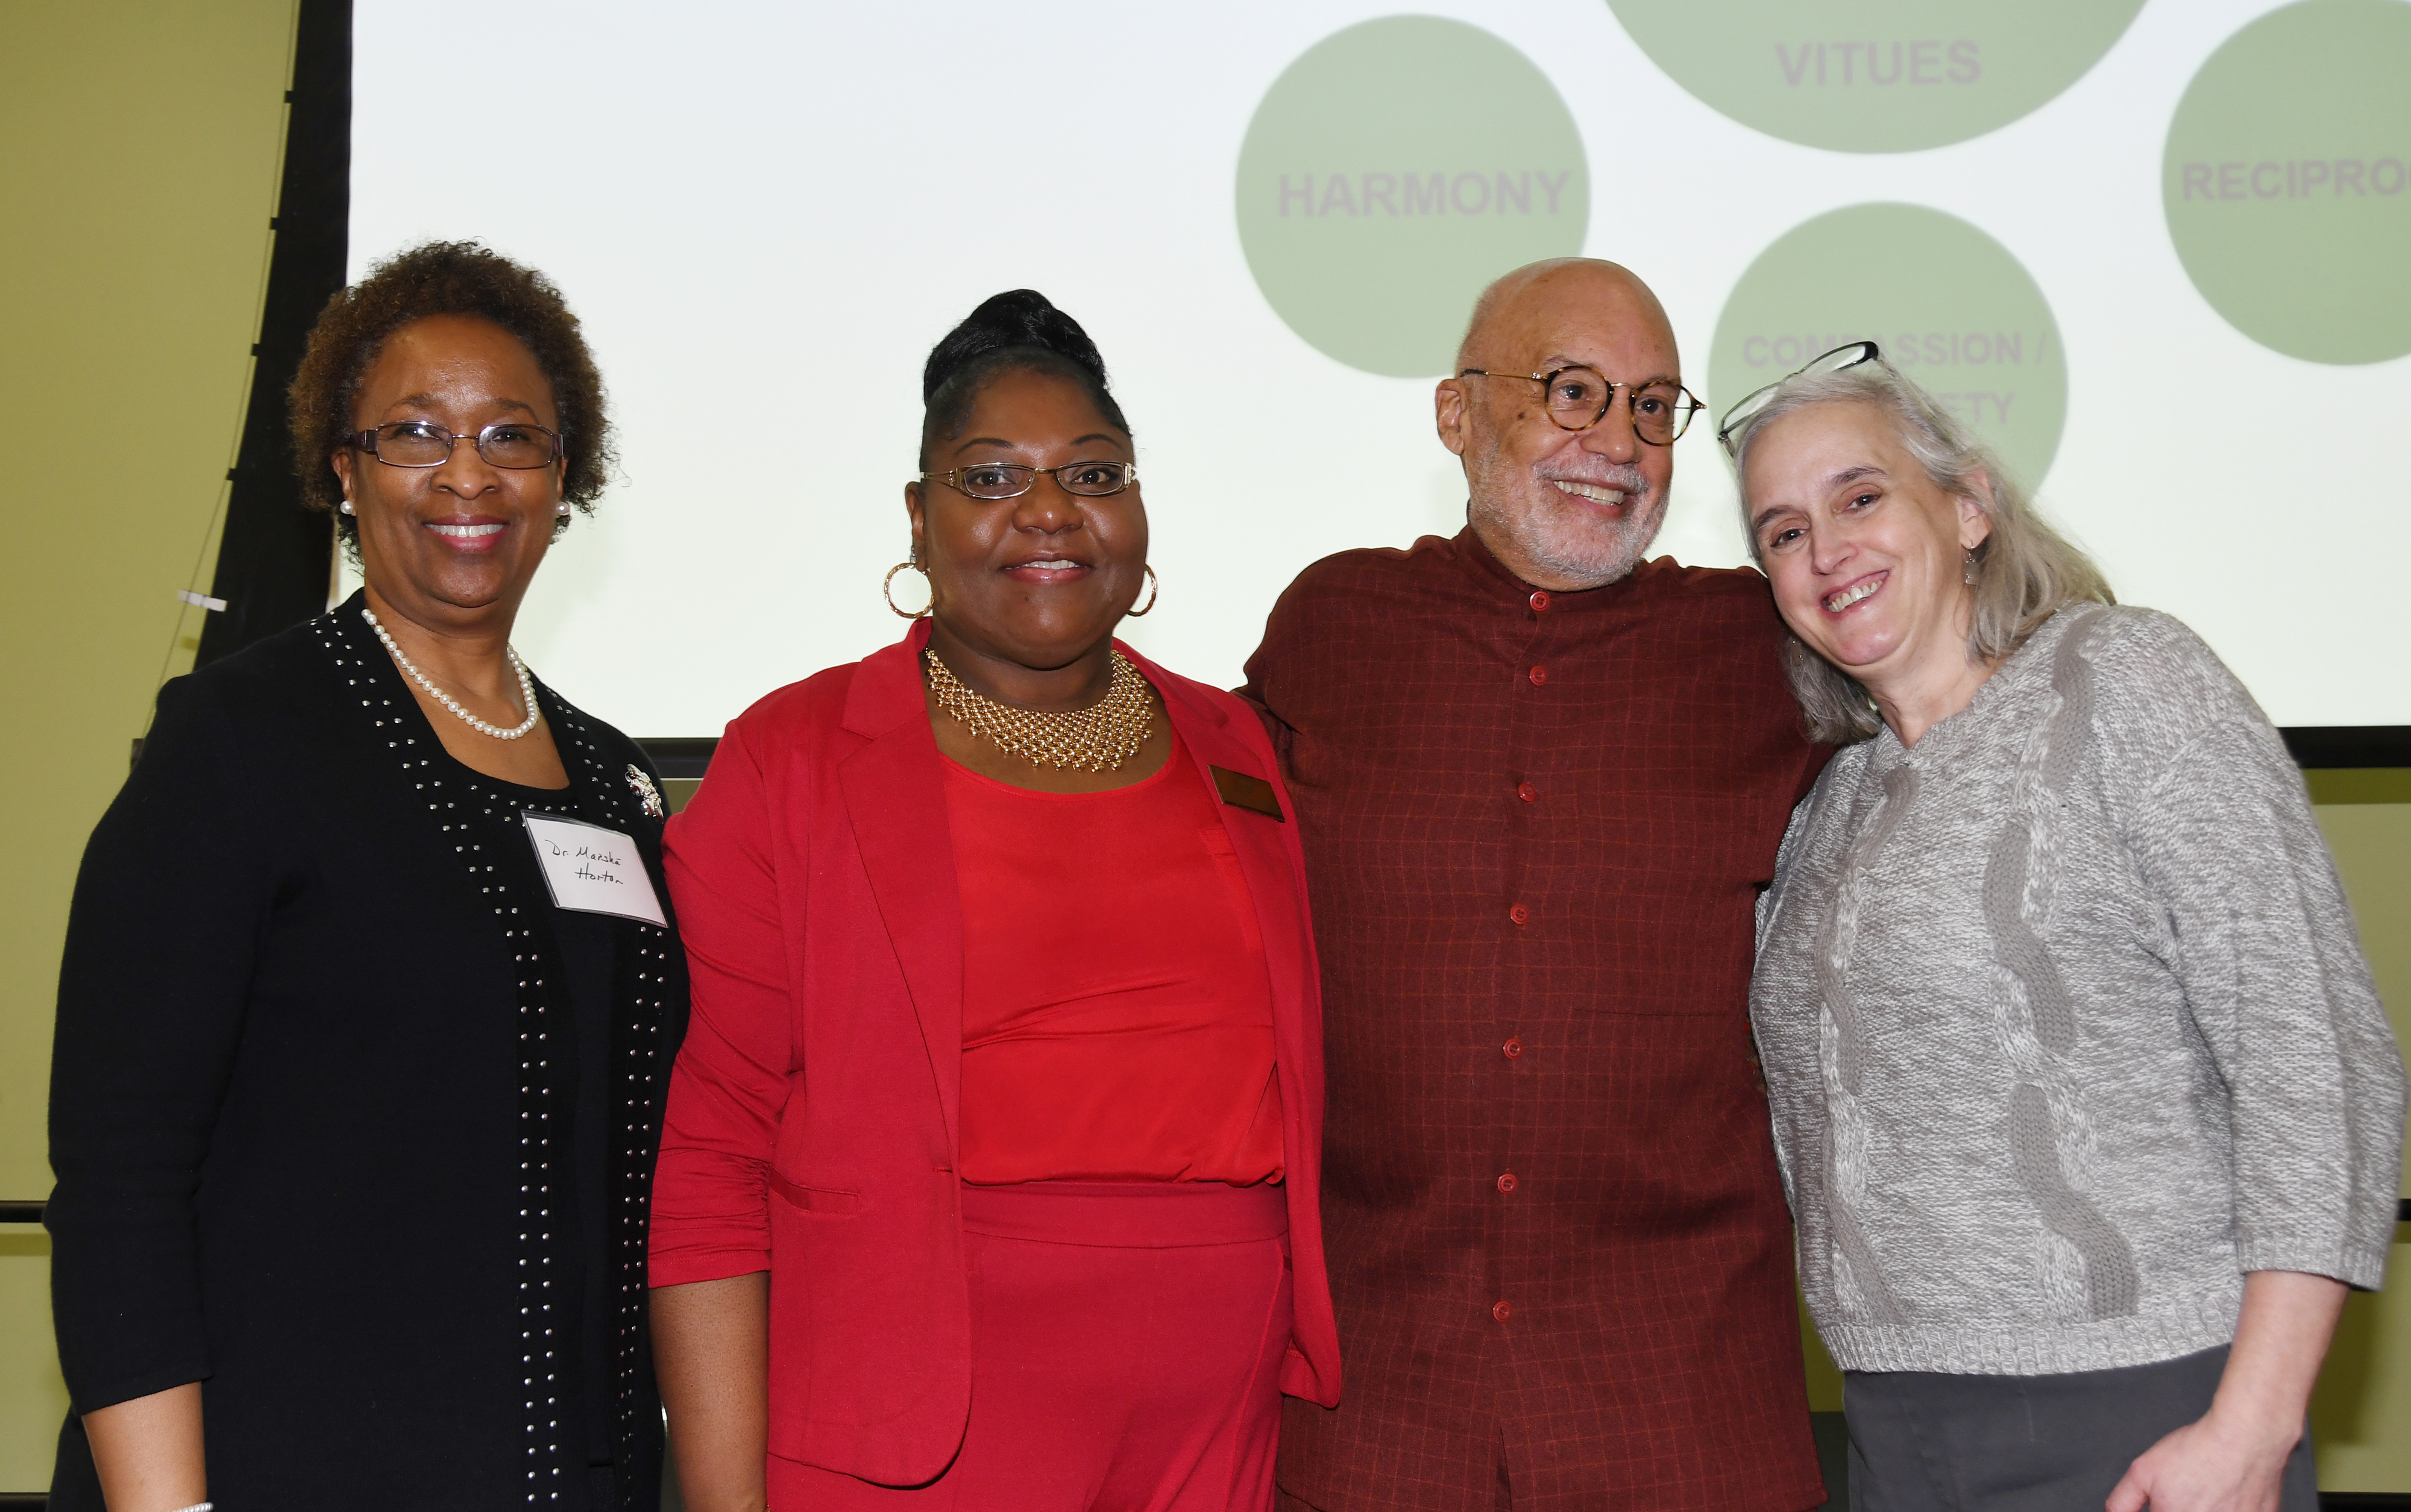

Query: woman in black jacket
<box><xmin>46</xmin><ymin>241</ymin><xmax>687</xmax><ymax>1512</ymax></box>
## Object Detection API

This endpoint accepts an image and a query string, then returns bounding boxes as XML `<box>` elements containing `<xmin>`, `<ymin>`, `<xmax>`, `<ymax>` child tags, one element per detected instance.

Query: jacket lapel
<box><xmin>835</xmin><ymin>626</ymin><xmax>964</xmax><ymax>1152</ymax></box>
<box><xmin>1128</xmin><ymin>644</ymin><xmax>1322</xmax><ymax>1121</ymax></box>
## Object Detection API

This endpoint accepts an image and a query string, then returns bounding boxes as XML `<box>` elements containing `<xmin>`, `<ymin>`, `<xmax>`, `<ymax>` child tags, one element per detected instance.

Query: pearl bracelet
<box><xmin>165</xmin><ymin>1502</ymin><xmax>212</xmax><ymax>1512</ymax></box>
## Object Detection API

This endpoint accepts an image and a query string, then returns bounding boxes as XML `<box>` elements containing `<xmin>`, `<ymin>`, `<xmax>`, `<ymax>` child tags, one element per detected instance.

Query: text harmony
<box><xmin>1276</xmin><ymin>170</ymin><xmax>1576</xmax><ymax>219</ymax></box>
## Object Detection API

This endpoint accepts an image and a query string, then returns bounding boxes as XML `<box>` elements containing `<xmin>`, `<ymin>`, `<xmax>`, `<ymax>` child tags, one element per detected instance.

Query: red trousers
<box><xmin>773</xmin><ymin>1181</ymin><xmax>1293</xmax><ymax>1512</ymax></box>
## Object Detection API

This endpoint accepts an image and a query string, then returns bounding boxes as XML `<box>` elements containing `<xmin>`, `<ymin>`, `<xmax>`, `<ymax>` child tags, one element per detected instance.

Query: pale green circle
<box><xmin>1711</xmin><ymin>204</ymin><xmax>2068</xmax><ymax>488</ymax></box>
<box><xmin>1609</xmin><ymin>1</ymin><xmax>2143</xmax><ymax>153</ymax></box>
<box><xmin>2163</xmin><ymin>0</ymin><xmax>2411</xmax><ymax>366</ymax></box>
<box><xmin>1236</xmin><ymin>17</ymin><xmax>1588</xmax><ymax>378</ymax></box>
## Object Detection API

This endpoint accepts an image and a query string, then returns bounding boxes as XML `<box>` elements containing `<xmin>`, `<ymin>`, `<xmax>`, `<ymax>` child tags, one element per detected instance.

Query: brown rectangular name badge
<box><xmin>1210</xmin><ymin>764</ymin><xmax>1286</xmax><ymax>822</ymax></box>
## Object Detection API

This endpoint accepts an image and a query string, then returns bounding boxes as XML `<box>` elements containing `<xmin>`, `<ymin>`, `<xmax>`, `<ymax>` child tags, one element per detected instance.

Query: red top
<box><xmin>942</xmin><ymin>735</ymin><xmax>1283</xmax><ymax>1187</ymax></box>
<box><xmin>1241</xmin><ymin>528</ymin><xmax>1833</xmax><ymax>1512</ymax></box>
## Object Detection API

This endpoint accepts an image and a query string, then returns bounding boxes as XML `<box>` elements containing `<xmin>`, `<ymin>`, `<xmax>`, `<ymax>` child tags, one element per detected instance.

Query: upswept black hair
<box><xmin>919</xmin><ymin>289</ymin><xmax>1131</xmax><ymax>467</ymax></box>
<box><xmin>288</xmin><ymin>240</ymin><xmax>614</xmax><ymax>545</ymax></box>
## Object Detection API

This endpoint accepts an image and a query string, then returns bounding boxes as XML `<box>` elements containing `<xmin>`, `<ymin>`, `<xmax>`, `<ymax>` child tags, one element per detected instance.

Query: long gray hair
<box><xmin>1726</xmin><ymin>361</ymin><xmax>2113</xmax><ymax>744</ymax></box>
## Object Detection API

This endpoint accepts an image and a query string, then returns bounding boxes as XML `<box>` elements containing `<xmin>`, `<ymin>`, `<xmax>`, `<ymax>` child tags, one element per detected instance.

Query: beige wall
<box><xmin>0</xmin><ymin>1</ymin><xmax>2404</xmax><ymax>1496</ymax></box>
<box><xmin>2307</xmin><ymin>798</ymin><xmax>2411</xmax><ymax>1493</ymax></box>
<box><xmin>0</xmin><ymin>0</ymin><xmax>298</xmax><ymax>1488</ymax></box>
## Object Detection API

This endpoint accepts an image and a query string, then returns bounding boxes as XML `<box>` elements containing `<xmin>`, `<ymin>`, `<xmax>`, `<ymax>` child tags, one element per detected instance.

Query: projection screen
<box><xmin>348</xmin><ymin>0</ymin><xmax>2411</xmax><ymax>737</ymax></box>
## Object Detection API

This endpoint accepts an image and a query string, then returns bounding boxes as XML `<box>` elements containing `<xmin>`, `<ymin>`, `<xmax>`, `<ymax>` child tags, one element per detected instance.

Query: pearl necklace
<box><xmin>362</xmin><ymin>604</ymin><xmax>542</xmax><ymax>741</ymax></box>
<box><xmin>925</xmin><ymin>648</ymin><xmax>1152</xmax><ymax>771</ymax></box>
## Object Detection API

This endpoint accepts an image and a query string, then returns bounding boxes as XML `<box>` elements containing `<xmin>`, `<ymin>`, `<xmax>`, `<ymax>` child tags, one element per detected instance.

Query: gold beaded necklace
<box><xmin>924</xmin><ymin>648</ymin><xmax>1154</xmax><ymax>772</ymax></box>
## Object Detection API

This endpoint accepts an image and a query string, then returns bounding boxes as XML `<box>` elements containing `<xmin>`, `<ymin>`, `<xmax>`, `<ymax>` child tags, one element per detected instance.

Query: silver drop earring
<box><xmin>1963</xmin><ymin>548</ymin><xmax>1979</xmax><ymax>586</ymax></box>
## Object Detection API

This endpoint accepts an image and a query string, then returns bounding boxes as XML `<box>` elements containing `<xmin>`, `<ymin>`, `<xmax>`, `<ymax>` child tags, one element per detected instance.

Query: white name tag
<box><xmin>521</xmin><ymin>812</ymin><xmax>667</xmax><ymax>927</ymax></box>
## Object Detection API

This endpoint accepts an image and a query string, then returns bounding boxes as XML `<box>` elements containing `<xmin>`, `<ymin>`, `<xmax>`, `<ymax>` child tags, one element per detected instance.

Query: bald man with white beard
<box><xmin>1241</xmin><ymin>260</ymin><xmax>1833</xmax><ymax>1511</ymax></box>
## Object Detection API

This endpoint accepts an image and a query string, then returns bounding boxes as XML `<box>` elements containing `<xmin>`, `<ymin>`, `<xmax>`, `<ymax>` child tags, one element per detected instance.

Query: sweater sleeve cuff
<box><xmin>2235</xmin><ymin>1237</ymin><xmax>2392</xmax><ymax>1293</ymax></box>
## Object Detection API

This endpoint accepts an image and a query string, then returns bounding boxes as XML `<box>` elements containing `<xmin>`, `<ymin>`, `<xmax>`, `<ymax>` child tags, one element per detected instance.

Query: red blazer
<box><xmin>650</xmin><ymin>622</ymin><xmax>1341</xmax><ymax>1487</ymax></box>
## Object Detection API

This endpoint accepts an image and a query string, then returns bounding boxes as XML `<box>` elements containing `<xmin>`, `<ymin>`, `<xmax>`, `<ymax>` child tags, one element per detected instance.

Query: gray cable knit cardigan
<box><xmin>1752</xmin><ymin>603</ymin><xmax>2405</xmax><ymax>1376</ymax></box>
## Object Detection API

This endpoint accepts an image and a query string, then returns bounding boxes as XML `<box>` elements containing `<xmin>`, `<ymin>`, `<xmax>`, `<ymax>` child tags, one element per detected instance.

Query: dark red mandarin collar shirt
<box><xmin>1241</xmin><ymin>527</ymin><xmax>1832</xmax><ymax>1512</ymax></box>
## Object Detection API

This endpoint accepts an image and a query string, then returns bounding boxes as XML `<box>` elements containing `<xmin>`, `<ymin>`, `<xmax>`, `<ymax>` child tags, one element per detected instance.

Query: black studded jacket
<box><xmin>46</xmin><ymin>592</ymin><xmax>688</xmax><ymax>1511</ymax></box>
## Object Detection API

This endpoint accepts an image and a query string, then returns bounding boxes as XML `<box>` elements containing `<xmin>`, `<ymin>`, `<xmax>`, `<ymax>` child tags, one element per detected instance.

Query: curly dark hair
<box><xmin>919</xmin><ymin>289</ymin><xmax>1130</xmax><ymax>469</ymax></box>
<box><xmin>288</xmin><ymin>240</ymin><xmax>614</xmax><ymax>544</ymax></box>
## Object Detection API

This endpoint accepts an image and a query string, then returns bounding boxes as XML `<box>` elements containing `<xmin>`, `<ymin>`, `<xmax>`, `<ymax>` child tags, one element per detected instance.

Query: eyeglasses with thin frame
<box><xmin>922</xmin><ymin>460</ymin><xmax>1139</xmax><ymax>501</ymax></box>
<box><xmin>1457</xmin><ymin>366</ymin><xmax>1703</xmax><ymax>445</ymax></box>
<box><xmin>348</xmin><ymin>419</ymin><xmax>564</xmax><ymax>469</ymax></box>
<box><xmin>1715</xmin><ymin>341</ymin><xmax>1882</xmax><ymax>455</ymax></box>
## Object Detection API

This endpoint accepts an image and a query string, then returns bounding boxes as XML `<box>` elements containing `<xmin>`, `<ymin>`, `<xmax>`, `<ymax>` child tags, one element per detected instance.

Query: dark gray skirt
<box><xmin>1841</xmin><ymin>1346</ymin><xmax>2318</xmax><ymax>1511</ymax></box>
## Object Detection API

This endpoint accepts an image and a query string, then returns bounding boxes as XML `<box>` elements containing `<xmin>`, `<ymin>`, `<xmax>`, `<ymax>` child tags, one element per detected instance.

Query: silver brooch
<box><xmin>626</xmin><ymin>764</ymin><xmax>665</xmax><ymax>818</ymax></box>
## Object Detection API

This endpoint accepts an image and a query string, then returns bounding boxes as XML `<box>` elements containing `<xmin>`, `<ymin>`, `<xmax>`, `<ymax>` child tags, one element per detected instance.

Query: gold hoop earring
<box><xmin>884</xmin><ymin>560</ymin><xmax>932</xmax><ymax>619</ymax></box>
<box><xmin>1125</xmin><ymin>564</ymin><xmax>1159</xmax><ymax>617</ymax></box>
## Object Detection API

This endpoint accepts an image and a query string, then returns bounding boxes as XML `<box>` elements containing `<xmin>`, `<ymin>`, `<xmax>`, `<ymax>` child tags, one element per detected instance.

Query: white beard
<box><xmin>1465</xmin><ymin>457</ymin><xmax>1668</xmax><ymax>588</ymax></box>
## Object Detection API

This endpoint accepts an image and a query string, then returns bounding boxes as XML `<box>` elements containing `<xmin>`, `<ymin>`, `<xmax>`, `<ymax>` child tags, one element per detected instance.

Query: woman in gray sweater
<box><xmin>1723</xmin><ymin>347</ymin><xmax>2404</xmax><ymax>1512</ymax></box>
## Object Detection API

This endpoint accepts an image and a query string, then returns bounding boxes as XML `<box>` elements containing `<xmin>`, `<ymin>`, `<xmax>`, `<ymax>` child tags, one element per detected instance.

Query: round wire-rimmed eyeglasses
<box><xmin>922</xmin><ymin>461</ymin><xmax>1138</xmax><ymax>501</ymax></box>
<box><xmin>1715</xmin><ymin>341</ymin><xmax>1882</xmax><ymax>456</ymax></box>
<box><xmin>348</xmin><ymin>419</ymin><xmax>564</xmax><ymax>469</ymax></box>
<box><xmin>1457</xmin><ymin>366</ymin><xmax>1703</xmax><ymax>445</ymax></box>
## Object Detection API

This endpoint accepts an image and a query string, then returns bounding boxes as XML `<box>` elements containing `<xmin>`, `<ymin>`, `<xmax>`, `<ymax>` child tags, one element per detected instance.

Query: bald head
<box><xmin>1456</xmin><ymin>258</ymin><xmax>1676</xmax><ymax>372</ymax></box>
<box><xmin>1437</xmin><ymin>258</ymin><xmax>1685</xmax><ymax>592</ymax></box>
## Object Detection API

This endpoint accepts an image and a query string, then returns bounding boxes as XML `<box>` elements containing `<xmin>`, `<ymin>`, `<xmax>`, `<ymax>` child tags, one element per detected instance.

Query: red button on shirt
<box><xmin>1508</xmin><ymin>904</ymin><xmax>1530</xmax><ymax>926</ymax></box>
<box><xmin>1527</xmin><ymin>665</ymin><xmax>1548</xmax><ymax>687</ymax></box>
<box><xmin>1501</xmin><ymin>1037</ymin><xmax>1523</xmax><ymax>1059</ymax></box>
<box><xmin>1497</xmin><ymin>1172</ymin><xmax>1518</xmax><ymax>1193</ymax></box>
<box><xmin>1517</xmin><ymin>781</ymin><xmax>1536</xmax><ymax>803</ymax></box>
<box><xmin>1492</xmin><ymin>1300</ymin><xmax>1513</xmax><ymax>1322</ymax></box>
<box><xmin>1529</xmin><ymin>590</ymin><xmax>1551</xmax><ymax>612</ymax></box>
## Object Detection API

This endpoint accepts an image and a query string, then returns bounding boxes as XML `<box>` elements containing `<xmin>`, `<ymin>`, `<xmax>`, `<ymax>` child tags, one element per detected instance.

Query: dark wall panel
<box><xmin>196</xmin><ymin>0</ymin><xmax>350</xmax><ymax>668</ymax></box>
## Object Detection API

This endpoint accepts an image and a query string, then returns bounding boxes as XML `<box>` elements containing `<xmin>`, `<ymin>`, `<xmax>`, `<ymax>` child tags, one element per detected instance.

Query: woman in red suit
<box><xmin>648</xmin><ymin>290</ymin><xmax>1339</xmax><ymax>1511</ymax></box>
